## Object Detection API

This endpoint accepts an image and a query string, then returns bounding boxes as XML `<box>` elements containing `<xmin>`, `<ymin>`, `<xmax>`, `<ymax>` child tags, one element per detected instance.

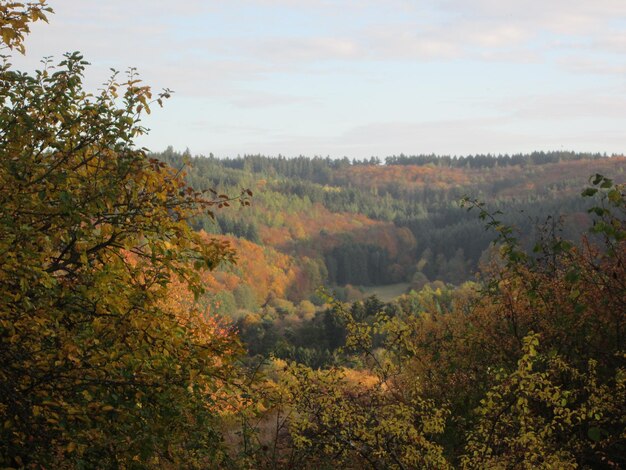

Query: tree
<box><xmin>462</xmin><ymin>333</ymin><xmax>626</xmax><ymax>469</ymax></box>
<box><xmin>0</xmin><ymin>7</ymin><xmax>249</xmax><ymax>467</ymax></box>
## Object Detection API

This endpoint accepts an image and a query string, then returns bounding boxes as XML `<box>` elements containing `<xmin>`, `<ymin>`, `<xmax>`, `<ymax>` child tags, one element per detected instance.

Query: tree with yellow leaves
<box><xmin>0</xmin><ymin>4</ymin><xmax>249</xmax><ymax>467</ymax></box>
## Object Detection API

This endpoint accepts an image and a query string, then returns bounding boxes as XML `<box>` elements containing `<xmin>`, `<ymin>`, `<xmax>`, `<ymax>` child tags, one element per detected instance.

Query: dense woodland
<box><xmin>1</xmin><ymin>3</ymin><xmax>625</xmax><ymax>469</ymax></box>
<box><xmin>154</xmin><ymin>147</ymin><xmax>624</xmax><ymax>295</ymax></box>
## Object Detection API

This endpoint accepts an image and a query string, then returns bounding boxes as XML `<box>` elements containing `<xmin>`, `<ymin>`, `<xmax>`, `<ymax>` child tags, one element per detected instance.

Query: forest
<box><xmin>1</xmin><ymin>3</ymin><xmax>625</xmax><ymax>469</ymax></box>
<box><xmin>154</xmin><ymin>146</ymin><xmax>624</xmax><ymax>296</ymax></box>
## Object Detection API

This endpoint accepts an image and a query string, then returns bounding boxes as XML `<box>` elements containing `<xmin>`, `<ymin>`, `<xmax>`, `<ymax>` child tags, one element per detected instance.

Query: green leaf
<box><xmin>588</xmin><ymin>427</ymin><xmax>602</xmax><ymax>442</ymax></box>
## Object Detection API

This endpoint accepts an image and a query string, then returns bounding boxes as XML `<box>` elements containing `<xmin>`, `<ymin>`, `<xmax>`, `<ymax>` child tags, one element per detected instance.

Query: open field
<box><xmin>360</xmin><ymin>283</ymin><xmax>412</xmax><ymax>302</ymax></box>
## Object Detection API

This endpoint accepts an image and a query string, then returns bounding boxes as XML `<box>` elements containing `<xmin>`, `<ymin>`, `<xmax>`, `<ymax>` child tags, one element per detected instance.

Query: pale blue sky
<box><xmin>11</xmin><ymin>0</ymin><xmax>626</xmax><ymax>158</ymax></box>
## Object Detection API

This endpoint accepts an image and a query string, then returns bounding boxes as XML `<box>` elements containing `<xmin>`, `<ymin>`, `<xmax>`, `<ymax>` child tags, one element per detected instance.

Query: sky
<box><xmin>10</xmin><ymin>0</ymin><xmax>626</xmax><ymax>158</ymax></box>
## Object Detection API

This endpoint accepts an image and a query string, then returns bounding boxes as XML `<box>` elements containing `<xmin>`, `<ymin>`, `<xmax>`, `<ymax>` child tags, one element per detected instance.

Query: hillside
<box><xmin>155</xmin><ymin>149</ymin><xmax>625</xmax><ymax>309</ymax></box>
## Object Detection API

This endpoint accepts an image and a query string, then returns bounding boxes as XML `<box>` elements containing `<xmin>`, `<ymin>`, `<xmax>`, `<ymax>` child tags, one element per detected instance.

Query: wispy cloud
<box><xmin>10</xmin><ymin>0</ymin><xmax>626</xmax><ymax>157</ymax></box>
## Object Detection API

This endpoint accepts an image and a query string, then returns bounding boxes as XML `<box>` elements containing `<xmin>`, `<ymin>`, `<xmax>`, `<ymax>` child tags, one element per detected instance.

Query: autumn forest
<box><xmin>1</xmin><ymin>3</ymin><xmax>625</xmax><ymax>469</ymax></box>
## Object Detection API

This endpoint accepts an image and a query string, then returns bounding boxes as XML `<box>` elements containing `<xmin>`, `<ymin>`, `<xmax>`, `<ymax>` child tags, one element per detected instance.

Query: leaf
<box><xmin>588</xmin><ymin>427</ymin><xmax>602</xmax><ymax>442</ymax></box>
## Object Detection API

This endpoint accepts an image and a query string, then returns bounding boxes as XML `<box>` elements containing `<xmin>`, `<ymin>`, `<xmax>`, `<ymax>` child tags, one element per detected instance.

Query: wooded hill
<box><xmin>155</xmin><ymin>148</ymin><xmax>625</xmax><ymax>308</ymax></box>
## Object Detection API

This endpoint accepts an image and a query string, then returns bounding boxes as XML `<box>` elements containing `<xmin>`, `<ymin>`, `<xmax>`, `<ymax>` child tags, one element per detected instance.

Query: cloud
<box><xmin>15</xmin><ymin>0</ymin><xmax>626</xmax><ymax>74</ymax></box>
<box><xmin>223</xmin><ymin>113</ymin><xmax>625</xmax><ymax>158</ymax></box>
<box><xmin>249</xmin><ymin>37</ymin><xmax>361</xmax><ymax>63</ymax></box>
<box><xmin>441</xmin><ymin>0</ymin><xmax>626</xmax><ymax>32</ymax></box>
<box><xmin>507</xmin><ymin>92</ymin><xmax>626</xmax><ymax>120</ymax></box>
<box><xmin>590</xmin><ymin>32</ymin><xmax>626</xmax><ymax>55</ymax></box>
<box><xmin>9</xmin><ymin>0</ymin><xmax>626</xmax><ymax>156</ymax></box>
<box><xmin>228</xmin><ymin>91</ymin><xmax>313</xmax><ymax>109</ymax></box>
<box><xmin>559</xmin><ymin>56</ymin><xmax>626</xmax><ymax>76</ymax></box>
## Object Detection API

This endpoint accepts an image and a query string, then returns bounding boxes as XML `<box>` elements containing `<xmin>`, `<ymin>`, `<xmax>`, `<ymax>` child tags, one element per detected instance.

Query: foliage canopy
<box><xmin>0</xmin><ymin>5</ymin><xmax>249</xmax><ymax>467</ymax></box>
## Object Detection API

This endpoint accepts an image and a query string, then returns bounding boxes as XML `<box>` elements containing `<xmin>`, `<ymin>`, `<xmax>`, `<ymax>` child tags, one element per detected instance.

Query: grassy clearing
<box><xmin>360</xmin><ymin>282</ymin><xmax>411</xmax><ymax>302</ymax></box>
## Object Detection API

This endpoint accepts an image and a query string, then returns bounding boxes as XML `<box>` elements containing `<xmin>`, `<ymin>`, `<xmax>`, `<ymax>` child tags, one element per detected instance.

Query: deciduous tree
<box><xmin>0</xmin><ymin>8</ymin><xmax>248</xmax><ymax>467</ymax></box>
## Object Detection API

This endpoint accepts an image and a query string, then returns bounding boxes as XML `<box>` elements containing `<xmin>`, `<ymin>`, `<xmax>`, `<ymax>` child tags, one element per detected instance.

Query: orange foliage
<box><xmin>256</xmin><ymin>202</ymin><xmax>415</xmax><ymax>266</ymax></box>
<box><xmin>194</xmin><ymin>231</ymin><xmax>306</xmax><ymax>303</ymax></box>
<box><xmin>335</xmin><ymin>164</ymin><xmax>471</xmax><ymax>191</ymax></box>
<box><xmin>332</xmin><ymin>157</ymin><xmax>626</xmax><ymax>200</ymax></box>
